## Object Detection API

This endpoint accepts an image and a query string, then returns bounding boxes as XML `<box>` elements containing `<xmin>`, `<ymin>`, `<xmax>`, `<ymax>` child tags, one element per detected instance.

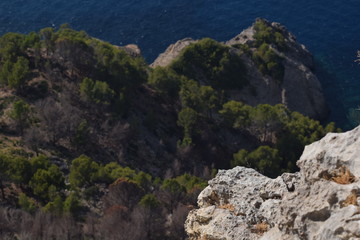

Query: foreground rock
<box><xmin>185</xmin><ymin>126</ymin><xmax>360</xmax><ymax>240</ymax></box>
<box><xmin>152</xmin><ymin>19</ymin><xmax>328</xmax><ymax>120</ymax></box>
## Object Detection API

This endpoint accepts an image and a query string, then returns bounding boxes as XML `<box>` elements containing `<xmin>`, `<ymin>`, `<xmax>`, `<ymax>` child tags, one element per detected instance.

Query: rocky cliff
<box><xmin>152</xmin><ymin>18</ymin><xmax>328</xmax><ymax>120</ymax></box>
<box><xmin>185</xmin><ymin>126</ymin><xmax>360</xmax><ymax>240</ymax></box>
<box><xmin>150</xmin><ymin>38</ymin><xmax>197</xmax><ymax>68</ymax></box>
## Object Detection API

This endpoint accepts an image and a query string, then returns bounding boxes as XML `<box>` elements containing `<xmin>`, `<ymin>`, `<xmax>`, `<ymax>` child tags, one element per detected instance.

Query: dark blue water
<box><xmin>0</xmin><ymin>0</ymin><xmax>359</xmax><ymax>129</ymax></box>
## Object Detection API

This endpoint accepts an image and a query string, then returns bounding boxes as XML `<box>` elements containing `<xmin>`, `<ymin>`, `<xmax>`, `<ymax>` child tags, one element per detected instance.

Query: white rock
<box><xmin>186</xmin><ymin>126</ymin><xmax>360</xmax><ymax>240</ymax></box>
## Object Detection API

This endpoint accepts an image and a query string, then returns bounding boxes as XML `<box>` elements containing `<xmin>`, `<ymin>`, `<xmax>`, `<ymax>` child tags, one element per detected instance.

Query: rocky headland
<box><xmin>185</xmin><ymin>126</ymin><xmax>360</xmax><ymax>240</ymax></box>
<box><xmin>152</xmin><ymin>18</ymin><xmax>328</xmax><ymax>120</ymax></box>
<box><xmin>0</xmin><ymin>19</ymin><xmax>339</xmax><ymax>240</ymax></box>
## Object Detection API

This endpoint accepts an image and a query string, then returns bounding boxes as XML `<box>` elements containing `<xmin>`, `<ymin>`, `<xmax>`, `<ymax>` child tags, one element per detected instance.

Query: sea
<box><xmin>0</xmin><ymin>0</ymin><xmax>359</xmax><ymax>129</ymax></box>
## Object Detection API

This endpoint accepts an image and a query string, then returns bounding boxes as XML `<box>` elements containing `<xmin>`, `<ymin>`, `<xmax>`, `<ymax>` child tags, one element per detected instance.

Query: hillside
<box><xmin>0</xmin><ymin>19</ymin><xmax>339</xmax><ymax>239</ymax></box>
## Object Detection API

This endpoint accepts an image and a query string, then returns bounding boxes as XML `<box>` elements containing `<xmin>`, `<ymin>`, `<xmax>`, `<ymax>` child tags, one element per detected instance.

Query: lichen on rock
<box><xmin>185</xmin><ymin>126</ymin><xmax>360</xmax><ymax>240</ymax></box>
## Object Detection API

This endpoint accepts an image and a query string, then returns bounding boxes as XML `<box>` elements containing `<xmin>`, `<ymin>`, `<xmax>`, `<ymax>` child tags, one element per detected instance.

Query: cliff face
<box><xmin>185</xmin><ymin>126</ymin><xmax>360</xmax><ymax>240</ymax></box>
<box><xmin>226</xmin><ymin>19</ymin><xmax>328</xmax><ymax>120</ymax></box>
<box><xmin>152</xmin><ymin>19</ymin><xmax>328</xmax><ymax>120</ymax></box>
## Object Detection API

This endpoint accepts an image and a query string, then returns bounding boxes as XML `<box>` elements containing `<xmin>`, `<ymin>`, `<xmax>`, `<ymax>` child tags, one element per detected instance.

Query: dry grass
<box><xmin>218</xmin><ymin>204</ymin><xmax>235</xmax><ymax>213</ymax></box>
<box><xmin>252</xmin><ymin>222</ymin><xmax>269</xmax><ymax>235</ymax></box>
<box><xmin>341</xmin><ymin>190</ymin><xmax>359</xmax><ymax>208</ymax></box>
<box><xmin>200</xmin><ymin>234</ymin><xmax>222</xmax><ymax>240</ymax></box>
<box><xmin>200</xmin><ymin>235</ymin><xmax>210</xmax><ymax>240</ymax></box>
<box><xmin>331</xmin><ymin>166</ymin><xmax>355</xmax><ymax>185</ymax></box>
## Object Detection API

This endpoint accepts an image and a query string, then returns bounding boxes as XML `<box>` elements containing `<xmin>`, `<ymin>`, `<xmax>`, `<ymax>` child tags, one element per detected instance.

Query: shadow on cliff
<box><xmin>314</xmin><ymin>57</ymin><xmax>349</xmax><ymax>130</ymax></box>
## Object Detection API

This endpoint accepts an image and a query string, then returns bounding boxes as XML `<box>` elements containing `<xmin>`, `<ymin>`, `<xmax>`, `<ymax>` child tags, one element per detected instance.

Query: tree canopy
<box><xmin>170</xmin><ymin>38</ymin><xmax>247</xmax><ymax>89</ymax></box>
<box><xmin>69</xmin><ymin>155</ymin><xmax>100</xmax><ymax>188</ymax></box>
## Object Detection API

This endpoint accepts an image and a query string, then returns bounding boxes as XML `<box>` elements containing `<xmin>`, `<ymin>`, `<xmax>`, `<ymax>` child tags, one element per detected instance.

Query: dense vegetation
<box><xmin>170</xmin><ymin>38</ymin><xmax>248</xmax><ymax>90</ymax></box>
<box><xmin>219</xmin><ymin>101</ymin><xmax>338</xmax><ymax>176</ymax></box>
<box><xmin>232</xmin><ymin>18</ymin><xmax>286</xmax><ymax>83</ymax></box>
<box><xmin>0</xmin><ymin>151</ymin><xmax>206</xmax><ymax>239</ymax></box>
<box><xmin>253</xmin><ymin>18</ymin><xmax>286</xmax><ymax>49</ymax></box>
<box><xmin>0</xmin><ymin>24</ymin><xmax>339</xmax><ymax>239</ymax></box>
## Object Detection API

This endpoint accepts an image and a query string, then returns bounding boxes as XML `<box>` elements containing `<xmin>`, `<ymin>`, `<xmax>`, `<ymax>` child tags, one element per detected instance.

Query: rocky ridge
<box><xmin>150</xmin><ymin>38</ymin><xmax>197</xmax><ymax>68</ymax></box>
<box><xmin>185</xmin><ymin>126</ymin><xmax>360</xmax><ymax>240</ymax></box>
<box><xmin>151</xmin><ymin>18</ymin><xmax>328</xmax><ymax>120</ymax></box>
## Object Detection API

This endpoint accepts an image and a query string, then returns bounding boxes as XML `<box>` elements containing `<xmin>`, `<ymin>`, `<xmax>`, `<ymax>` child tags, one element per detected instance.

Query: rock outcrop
<box><xmin>120</xmin><ymin>44</ymin><xmax>142</xmax><ymax>57</ymax></box>
<box><xmin>185</xmin><ymin>126</ymin><xmax>360</xmax><ymax>240</ymax></box>
<box><xmin>150</xmin><ymin>38</ymin><xmax>197</xmax><ymax>68</ymax></box>
<box><xmin>151</xmin><ymin>19</ymin><xmax>328</xmax><ymax>120</ymax></box>
<box><xmin>226</xmin><ymin>18</ymin><xmax>328</xmax><ymax>120</ymax></box>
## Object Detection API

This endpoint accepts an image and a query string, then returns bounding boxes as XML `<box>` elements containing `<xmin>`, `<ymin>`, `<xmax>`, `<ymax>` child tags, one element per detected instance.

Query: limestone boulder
<box><xmin>186</xmin><ymin>126</ymin><xmax>360</xmax><ymax>240</ymax></box>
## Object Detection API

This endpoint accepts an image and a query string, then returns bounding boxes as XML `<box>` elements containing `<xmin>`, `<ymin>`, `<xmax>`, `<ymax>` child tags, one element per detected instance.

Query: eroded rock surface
<box><xmin>185</xmin><ymin>126</ymin><xmax>360</xmax><ymax>240</ymax></box>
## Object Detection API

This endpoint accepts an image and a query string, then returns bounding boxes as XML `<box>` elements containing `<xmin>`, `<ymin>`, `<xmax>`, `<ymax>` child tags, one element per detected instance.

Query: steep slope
<box><xmin>186</xmin><ymin>126</ymin><xmax>360</xmax><ymax>240</ymax></box>
<box><xmin>152</xmin><ymin>18</ymin><xmax>328</xmax><ymax>120</ymax></box>
<box><xmin>0</xmin><ymin>21</ymin><xmax>338</xmax><ymax>240</ymax></box>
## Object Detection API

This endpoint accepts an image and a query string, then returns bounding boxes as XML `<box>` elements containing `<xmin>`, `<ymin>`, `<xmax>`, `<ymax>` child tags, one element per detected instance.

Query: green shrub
<box><xmin>29</xmin><ymin>164</ymin><xmax>65</xmax><ymax>201</ymax></box>
<box><xmin>148</xmin><ymin>67</ymin><xmax>182</xmax><ymax>97</ymax></box>
<box><xmin>63</xmin><ymin>192</ymin><xmax>82</xmax><ymax>217</ymax></box>
<box><xmin>80</xmin><ymin>77</ymin><xmax>115</xmax><ymax>104</ymax></box>
<box><xmin>219</xmin><ymin>100</ymin><xmax>250</xmax><ymax>127</ymax></box>
<box><xmin>179</xmin><ymin>79</ymin><xmax>219</xmax><ymax>116</ymax></box>
<box><xmin>105</xmin><ymin>164</ymin><xmax>136</xmax><ymax>182</ymax></box>
<box><xmin>134</xmin><ymin>171</ymin><xmax>152</xmax><ymax>190</ymax></box>
<box><xmin>69</xmin><ymin>155</ymin><xmax>100</xmax><ymax>188</ymax></box>
<box><xmin>177</xmin><ymin>137</ymin><xmax>193</xmax><ymax>148</ymax></box>
<box><xmin>179</xmin><ymin>79</ymin><xmax>201</xmax><ymax>110</ymax></box>
<box><xmin>170</xmin><ymin>38</ymin><xmax>247</xmax><ymax>89</ymax></box>
<box><xmin>0</xmin><ymin>55</ymin><xmax>30</xmax><ymax>89</ymax></box>
<box><xmin>175</xmin><ymin>173</ymin><xmax>207</xmax><ymax>192</ymax></box>
<box><xmin>161</xmin><ymin>179</ymin><xmax>185</xmax><ymax>194</ymax></box>
<box><xmin>249</xmin><ymin>104</ymin><xmax>285</xmax><ymax>142</ymax></box>
<box><xmin>8</xmin><ymin>56</ymin><xmax>30</xmax><ymax>89</ymax></box>
<box><xmin>21</xmin><ymin>31</ymin><xmax>40</xmax><ymax>51</ymax></box>
<box><xmin>79</xmin><ymin>77</ymin><xmax>94</xmax><ymax>100</ymax></box>
<box><xmin>276</xmin><ymin>112</ymin><xmax>341</xmax><ymax>171</ymax></box>
<box><xmin>29</xmin><ymin>155</ymin><xmax>50</xmax><ymax>174</ymax></box>
<box><xmin>253</xmin><ymin>19</ymin><xmax>286</xmax><ymax>50</ymax></box>
<box><xmin>99</xmin><ymin>162</ymin><xmax>148</xmax><ymax>185</ymax></box>
<box><xmin>18</xmin><ymin>193</ymin><xmax>37</xmax><ymax>214</ymax></box>
<box><xmin>0</xmin><ymin>32</ymin><xmax>25</xmax><ymax>62</ymax></box>
<box><xmin>232</xmin><ymin>146</ymin><xmax>282</xmax><ymax>177</ymax></box>
<box><xmin>177</xmin><ymin>107</ymin><xmax>198</xmax><ymax>142</ymax></box>
<box><xmin>252</xmin><ymin>43</ymin><xmax>284</xmax><ymax>83</ymax></box>
<box><xmin>89</xmin><ymin>40</ymin><xmax>147</xmax><ymax>91</ymax></box>
<box><xmin>220</xmin><ymin>100</ymin><xmax>339</xmax><ymax>174</ymax></box>
<box><xmin>139</xmin><ymin>194</ymin><xmax>160</xmax><ymax>209</ymax></box>
<box><xmin>7</xmin><ymin>156</ymin><xmax>32</xmax><ymax>185</ymax></box>
<box><xmin>42</xmin><ymin>195</ymin><xmax>63</xmax><ymax>216</ymax></box>
<box><xmin>73</xmin><ymin>120</ymin><xmax>90</xmax><ymax>146</ymax></box>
